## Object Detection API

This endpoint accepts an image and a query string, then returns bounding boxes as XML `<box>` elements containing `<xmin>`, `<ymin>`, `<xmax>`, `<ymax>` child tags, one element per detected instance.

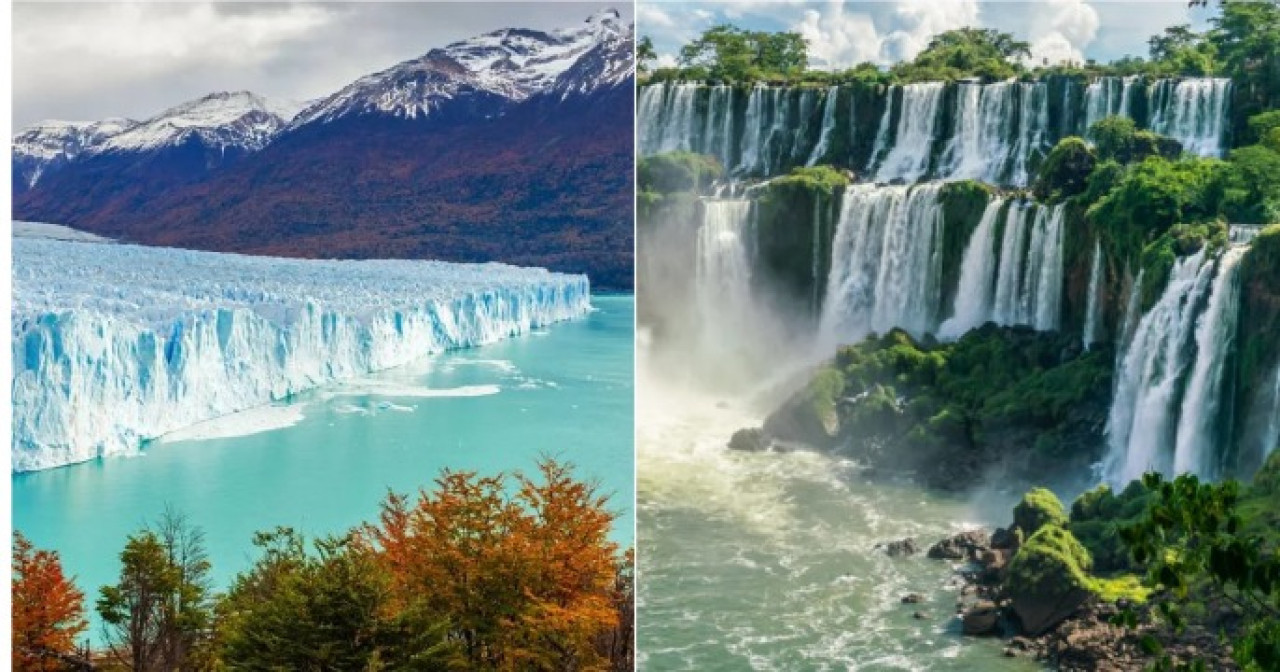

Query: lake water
<box><xmin>13</xmin><ymin>294</ymin><xmax>634</xmax><ymax>641</ymax></box>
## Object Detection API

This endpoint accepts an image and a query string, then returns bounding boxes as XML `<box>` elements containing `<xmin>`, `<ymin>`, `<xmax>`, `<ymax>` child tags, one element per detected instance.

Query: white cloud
<box><xmin>1024</xmin><ymin>0</ymin><xmax>1100</xmax><ymax>65</ymax></box>
<box><xmin>881</xmin><ymin>0</ymin><xmax>980</xmax><ymax>62</ymax></box>
<box><xmin>794</xmin><ymin>1</ymin><xmax>883</xmax><ymax>67</ymax></box>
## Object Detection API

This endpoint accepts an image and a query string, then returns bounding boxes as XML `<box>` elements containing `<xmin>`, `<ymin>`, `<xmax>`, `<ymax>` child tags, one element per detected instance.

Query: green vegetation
<box><xmin>890</xmin><ymin>28</ymin><xmax>1029</xmax><ymax>82</ymax></box>
<box><xmin>1116</xmin><ymin>469</ymin><xmax>1280</xmax><ymax>671</ymax></box>
<box><xmin>1012</xmin><ymin>487</ymin><xmax>1068</xmax><ymax>537</ymax></box>
<box><xmin>637</xmin><ymin>152</ymin><xmax>723</xmax><ymax>195</ymax></box>
<box><xmin>773</xmin><ymin>326</ymin><xmax>1114</xmax><ymax>488</ymax></box>
<box><xmin>675</xmin><ymin>25</ymin><xmax>808</xmax><ymax>82</ymax></box>
<box><xmin>1088</xmin><ymin>117</ymin><xmax>1182</xmax><ymax>164</ymax></box>
<box><xmin>1033</xmin><ymin>137</ymin><xmax>1096</xmax><ymax>203</ymax></box>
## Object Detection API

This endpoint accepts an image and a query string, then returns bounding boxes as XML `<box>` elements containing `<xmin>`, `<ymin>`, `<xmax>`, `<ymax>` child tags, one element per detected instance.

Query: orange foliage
<box><xmin>363</xmin><ymin>458</ymin><xmax>624</xmax><ymax>671</ymax></box>
<box><xmin>12</xmin><ymin>532</ymin><xmax>88</xmax><ymax>671</ymax></box>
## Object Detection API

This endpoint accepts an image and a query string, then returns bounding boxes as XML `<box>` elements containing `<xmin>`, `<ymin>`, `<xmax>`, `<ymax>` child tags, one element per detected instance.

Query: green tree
<box><xmin>1089</xmin><ymin>116</ymin><xmax>1183</xmax><ymax>164</ymax></box>
<box><xmin>893</xmin><ymin>27</ymin><xmax>1030</xmax><ymax>81</ymax></box>
<box><xmin>679</xmin><ymin>26</ymin><xmax>808</xmax><ymax>81</ymax></box>
<box><xmin>218</xmin><ymin>527</ymin><xmax>454</xmax><ymax>671</ymax></box>
<box><xmin>1211</xmin><ymin>0</ymin><xmax>1280</xmax><ymax>137</ymax></box>
<box><xmin>1147</xmin><ymin>24</ymin><xmax>1216</xmax><ymax>75</ymax></box>
<box><xmin>1119</xmin><ymin>472</ymin><xmax>1280</xmax><ymax>671</ymax></box>
<box><xmin>97</xmin><ymin>511</ymin><xmax>213</xmax><ymax>672</ymax></box>
<box><xmin>637</xmin><ymin>36</ymin><xmax>656</xmax><ymax>75</ymax></box>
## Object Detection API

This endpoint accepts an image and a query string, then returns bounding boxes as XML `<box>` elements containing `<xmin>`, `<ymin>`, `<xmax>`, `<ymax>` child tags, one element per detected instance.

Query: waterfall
<box><xmin>696</xmin><ymin>200</ymin><xmax>755</xmax><ymax>345</ymax></box>
<box><xmin>1105</xmin><ymin>251</ymin><xmax>1216</xmax><ymax>484</ymax></box>
<box><xmin>1083</xmin><ymin>76</ymin><xmax>1139</xmax><ymax>135</ymax></box>
<box><xmin>874</xmin><ymin>83</ymin><xmax>944</xmax><ymax>182</ymax></box>
<box><xmin>739</xmin><ymin>86</ymin><xmax>769</xmax><ymax>175</ymax></box>
<box><xmin>1173</xmin><ymin>246</ymin><xmax>1246</xmax><ymax>478</ymax></box>
<box><xmin>939</xmin><ymin>198</ymin><xmax>1005</xmax><ymax>339</ymax></box>
<box><xmin>639</xmin><ymin>82</ymin><xmax>699</xmax><ymax>155</ymax></box>
<box><xmin>941</xmin><ymin>82</ymin><xmax>1016</xmax><ymax>184</ymax></box>
<box><xmin>1150</xmin><ymin>78</ymin><xmax>1232</xmax><ymax>157</ymax></box>
<box><xmin>867</xmin><ymin>90</ymin><xmax>895</xmax><ymax>173</ymax></box>
<box><xmin>1010</xmin><ymin>82</ymin><xmax>1049</xmax><ymax>187</ymax></box>
<box><xmin>992</xmin><ymin>204</ymin><xmax>1032</xmax><ymax>325</ymax></box>
<box><xmin>1083</xmin><ymin>240</ymin><xmax>1105</xmax><ymax>349</ymax></box>
<box><xmin>703</xmin><ymin>85</ymin><xmax>736</xmax><ymax>172</ymax></box>
<box><xmin>1262</xmin><ymin>365</ymin><xmax>1280</xmax><ymax>461</ymax></box>
<box><xmin>820</xmin><ymin>183</ymin><xmax>945</xmax><ymax>343</ymax></box>
<box><xmin>1030</xmin><ymin>205</ymin><xmax>1066</xmax><ymax>331</ymax></box>
<box><xmin>806</xmin><ymin>86</ymin><xmax>839</xmax><ymax>167</ymax></box>
<box><xmin>985</xmin><ymin>202</ymin><xmax>1067</xmax><ymax>330</ymax></box>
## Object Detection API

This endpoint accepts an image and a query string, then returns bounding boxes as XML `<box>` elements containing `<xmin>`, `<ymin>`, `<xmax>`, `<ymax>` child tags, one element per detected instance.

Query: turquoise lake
<box><xmin>13</xmin><ymin>294</ymin><xmax>634</xmax><ymax>641</ymax></box>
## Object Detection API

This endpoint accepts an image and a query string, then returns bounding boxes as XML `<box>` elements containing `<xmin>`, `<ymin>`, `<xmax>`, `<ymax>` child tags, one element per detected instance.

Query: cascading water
<box><xmin>1149</xmin><ymin>78</ymin><xmax>1231</xmax><ymax>157</ymax></box>
<box><xmin>1083</xmin><ymin>76</ymin><xmax>1140</xmax><ymax>135</ymax></box>
<box><xmin>1105</xmin><ymin>251</ymin><xmax>1217</xmax><ymax>484</ymax></box>
<box><xmin>696</xmin><ymin>200</ymin><xmax>755</xmax><ymax>346</ymax></box>
<box><xmin>873</xmin><ymin>83</ymin><xmax>945</xmax><ymax>182</ymax></box>
<box><xmin>638</xmin><ymin>82</ymin><xmax>699</xmax><ymax>155</ymax></box>
<box><xmin>819</xmin><ymin>183</ymin><xmax>945</xmax><ymax>343</ymax></box>
<box><xmin>941</xmin><ymin>82</ymin><xmax>1017</xmax><ymax>183</ymax></box>
<box><xmin>939</xmin><ymin>198</ymin><xmax>1005</xmax><ymax>339</ymax></box>
<box><xmin>806</xmin><ymin>86</ymin><xmax>839</xmax><ymax>167</ymax></box>
<box><xmin>1172</xmin><ymin>245</ymin><xmax>1246</xmax><ymax>478</ymax></box>
<box><xmin>1083</xmin><ymin>240</ymin><xmax>1105</xmax><ymax>349</ymax></box>
<box><xmin>639</xmin><ymin>77</ymin><xmax>1231</xmax><ymax>184</ymax></box>
<box><xmin>939</xmin><ymin>199</ymin><xmax>1065</xmax><ymax>336</ymax></box>
<box><xmin>702</xmin><ymin>85</ymin><xmax>736</xmax><ymax>172</ymax></box>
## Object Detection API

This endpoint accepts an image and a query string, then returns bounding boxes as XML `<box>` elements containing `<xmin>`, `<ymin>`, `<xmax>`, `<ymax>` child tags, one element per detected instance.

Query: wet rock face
<box><xmin>927</xmin><ymin>529</ymin><xmax>991</xmax><ymax>561</ymax></box>
<box><xmin>727</xmin><ymin>427</ymin><xmax>769</xmax><ymax>452</ymax></box>
<box><xmin>879</xmin><ymin>538</ymin><xmax>920</xmax><ymax>557</ymax></box>
<box><xmin>962</xmin><ymin>600</ymin><xmax>1001</xmax><ymax>636</ymax></box>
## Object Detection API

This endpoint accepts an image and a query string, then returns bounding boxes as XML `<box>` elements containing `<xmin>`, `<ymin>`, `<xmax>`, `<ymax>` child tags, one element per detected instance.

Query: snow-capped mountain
<box><xmin>291</xmin><ymin>8</ymin><xmax>633</xmax><ymax>126</ymax></box>
<box><xmin>97</xmin><ymin>91</ymin><xmax>300</xmax><ymax>154</ymax></box>
<box><xmin>14</xmin><ymin>10</ymin><xmax>635</xmax><ymax>288</ymax></box>
<box><xmin>13</xmin><ymin>118</ymin><xmax>137</xmax><ymax>189</ymax></box>
<box><xmin>12</xmin><ymin>92</ymin><xmax>298</xmax><ymax>193</ymax></box>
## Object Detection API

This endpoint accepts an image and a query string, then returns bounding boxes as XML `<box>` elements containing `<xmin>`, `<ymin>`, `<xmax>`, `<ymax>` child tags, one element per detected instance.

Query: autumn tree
<box><xmin>13</xmin><ymin>532</ymin><xmax>88</xmax><ymax>671</ymax></box>
<box><xmin>363</xmin><ymin>458</ymin><xmax>626</xmax><ymax>671</ymax></box>
<box><xmin>97</xmin><ymin>510</ymin><xmax>214</xmax><ymax>672</ymax></box>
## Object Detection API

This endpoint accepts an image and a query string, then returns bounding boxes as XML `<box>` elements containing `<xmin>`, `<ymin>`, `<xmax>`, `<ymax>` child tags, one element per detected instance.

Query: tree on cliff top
<box><xmin>678</xmin><ymin>25</ymin><xmax>808</xmax><ymax>82</ymax></box>
<box><xmin>892</xmin><ymin>27</ymin><xmax>1030</xmax><ymax>81</ymax></box>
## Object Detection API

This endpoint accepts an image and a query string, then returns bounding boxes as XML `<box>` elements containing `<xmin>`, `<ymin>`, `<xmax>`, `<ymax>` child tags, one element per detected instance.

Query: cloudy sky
<box><xmin>13</xmin><ymin>2</ymin><xmax>632</xmax><ymax>129</ymax></box>
<box><xmin>640</xmin><ymin>0</ymin><xmax>1217</xmax><ymax>71</ymax></box>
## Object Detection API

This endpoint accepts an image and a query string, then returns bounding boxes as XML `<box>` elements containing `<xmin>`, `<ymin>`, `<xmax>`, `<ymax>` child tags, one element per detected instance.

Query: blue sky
<box><xmin>639</xmin><ymin>1</ymin><xmax>1218</xmax><ymax>70</ymax></box>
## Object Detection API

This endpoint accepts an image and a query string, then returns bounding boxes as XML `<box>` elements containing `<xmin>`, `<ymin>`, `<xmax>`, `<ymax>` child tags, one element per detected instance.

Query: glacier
<box><xmin>12</xmin><ymin>237</ymin><xmax>591</xmax><ymax>472</ymax></box>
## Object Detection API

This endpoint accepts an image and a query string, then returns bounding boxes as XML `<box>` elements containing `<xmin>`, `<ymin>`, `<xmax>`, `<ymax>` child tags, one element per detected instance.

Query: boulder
<box><xmin>1006</xmin><ymin>524</ymin><xmax>1095</xmax><ymax>636</ymax></box>
<box><xmin>990</xmin><ymin>526</ymin><xmax>1019</xmax><ymax>550</ymax></box>
<box><xmin>962</xmin><ymin>600</ymin><xmax>1001</xmax><ymax>636</ymax></box>
<box><xmin>727</xmin><ymin>427</ymin><xmax>769</xmax><ymax>452</ymax></box>
<box><xmin>927</xmin><ymin>529</ymin><xmax>990</xmax><ymax>560</ymax></box>
<box><xmin>901</xmin><ymin>593</ymin><xmax>924</xmax><ymax>604</ymax></box>
<box><xmin>879</xmin><ymin>538</ymin><xmax>919</xmax><ymax>557</ymax></box>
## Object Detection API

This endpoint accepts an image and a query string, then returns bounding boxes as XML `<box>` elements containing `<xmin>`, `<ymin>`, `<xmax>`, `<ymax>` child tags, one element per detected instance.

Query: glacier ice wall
<box><xmin>12</xmin><ymin>238</ymin><xmax>591</xmax><ymax>472</ymax></box>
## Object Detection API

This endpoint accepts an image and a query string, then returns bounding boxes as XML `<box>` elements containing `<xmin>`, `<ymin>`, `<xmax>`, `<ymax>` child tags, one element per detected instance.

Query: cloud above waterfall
<box><xmin>1021</xmin><ymin>0</ymin><xmax>1101</xmax><ymax>66</ymax></box>
<box><xmin>638</xmin><ymin>0</ymin><xmax>1208</xmax><ymax>71</ymax></box>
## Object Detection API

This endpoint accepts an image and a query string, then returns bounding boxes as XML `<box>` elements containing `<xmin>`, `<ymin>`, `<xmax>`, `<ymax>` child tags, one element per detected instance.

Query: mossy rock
<box><xmin>1013</xmin><ymin>487</ymin><xmax>1069</xmax><ymax>537</ymax></box>
<box><xmin>1034</xmin><ymin>137</ymin><xmax>1096</xmax><ymax>203</ymax></box>
<box><xmin>761</xmin><ymin>366</ymin><xmax>844</xmax><ymax>448</ymax></box>
<box><xmin>1006</xmin><ymin>524</ymin><xmax>1095</xmax><ymax>635</ymax></box>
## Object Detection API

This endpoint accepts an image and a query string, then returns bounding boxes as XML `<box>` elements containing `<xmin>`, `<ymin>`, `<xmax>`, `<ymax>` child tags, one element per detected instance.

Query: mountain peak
<box><xmin>97</xmin><ymin>90</ymin><xmax>296</xmax><ymax>154</ymax></box>
<box><xmin>291</xmin><ymin>11</ymin><xmax>634</xmax><ymax>128</ymax></box>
